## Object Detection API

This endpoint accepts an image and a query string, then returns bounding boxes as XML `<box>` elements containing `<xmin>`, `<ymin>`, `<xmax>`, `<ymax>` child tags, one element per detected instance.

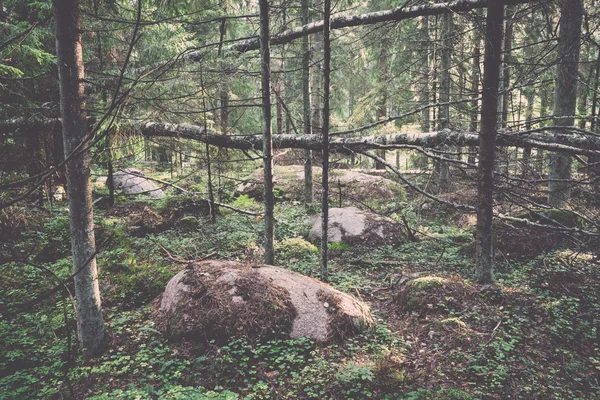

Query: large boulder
<box><xmin>111</xmin><ymin>168</ymin><xmax>165</xmax><ymax>199</ymax></box>
<box><xmin>237</xmin><ymin>165</ymin><xmax>405</xmax><ymax>209</ymax></box>
<box><xmin>154</xmin><ymin>260</ymin><xmax>372</xmax><ymax>343</ymax></box>
<box><xmin>308</xmin><ymin>207</ymin><xmax>404</xmax><ymax>247</ymax></box>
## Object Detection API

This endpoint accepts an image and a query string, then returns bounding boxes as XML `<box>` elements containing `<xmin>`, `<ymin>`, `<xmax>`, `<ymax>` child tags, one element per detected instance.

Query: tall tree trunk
<box><xmin>420</xmin><ymin>16</ymin><xmax>431</xmax><ymax>133</ymax></box>
<box><xmin>589</xmin><ymin>47</ymin><xmax>600</xmax><ymax>177</ymax></box>
<box><xmin>259</xmin><ymin>0</ymin><xmax>275</xmax><ymax>264</ymax></box>
<box><xmin>302</xmin><ymin>0</ymin><xmax>313</xmax><ymax>204</ymax></box>
<box><xmin>522</xmin><ymin>87</ymin><xmax>534</xmax><ymax>175</ymax></box>
<box><xmin>435</xmin><ymin>12</ymin><xmax>451</xmax><ymax>191</ymax></box>
<box><xmin>468</xmin><ymin>32</ymin><xmax>481</xmax><ymax>165</ymax></box>
<box><xmin>536</xmin><ymin>86</ymin><xmax>549</xmax><ymax>173</ymax></box>
<box><xmin>200</xmin><ymin>69</ymin><xmax>216</xmax><ymax>221</ymax></box>
<box><xmin>548</xmin><ymin>0</ymin><xmax>583</xmax><ymax>207</ymax></box>
<box><xmin>276</xmin><ymin>57</ymin><xmax>284</xmax><ymax>134</ymax></box>
<box><xmin>476</xmin><ymin>0</ymin><xmax>504</xmax><ymax>284</ymax></box>
<box><xmin>219</xmin><ymin>3</ymin><xmax>230</xmax><ymax>135</ymax></box>
<box><xmin>501</xmin><ymin>5</ymin><xmax>515</xmax><ymax>128</ymax></box>
<box><xmin>375</xmin><ymin>38</ymin><xmax>388</xmax><ymax>169</ymax></box>
<box><xmin>320</xmin><ymin>0</ymin><xmax>331</xmax><ymax>283</ymax></box>
<box><xmin>24</xmin><ymin>129</ymin><xmax>44</xmax><ymax>206</ymax></box>
<box><xmin>310</xmin><ymin>0</ymin><xmax>323</xmax><ymax>137</ymax></box>
<box><xmin>52</xmin><ymin>0</ymin><xmax>104</xmax><ymax>357</ymax></box>
<box><xmin>578</xmin><ymin>49</ymin><xmax>589</xmax><ymax>131</ymax></box>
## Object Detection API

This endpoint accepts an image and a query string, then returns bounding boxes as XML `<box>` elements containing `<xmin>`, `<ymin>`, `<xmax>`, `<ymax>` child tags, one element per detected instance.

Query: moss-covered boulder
<box><xmin>395</xmin><ymin>275</ymin><xmax>468</xmax><ymax>314</ymax></box>
<box><xmin>155</xmin><ymin>260</ymin><xmax>373</xmax><ymax>343</ymax></box>
<box><xmin>308</xmin><ymin>207</ymin><xmax>405</xmax><ymax>248</ymax></box>
<box><xmin>237</xmin><ymin>165</ymin><xmax>405</xmax><ymax>210</ymax></box>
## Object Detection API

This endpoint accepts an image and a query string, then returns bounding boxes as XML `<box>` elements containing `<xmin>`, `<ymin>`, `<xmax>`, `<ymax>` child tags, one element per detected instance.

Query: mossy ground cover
<box><xmin>1</xmin><ymin>188</ymin><xmax>599</xmax><ymax>399</ymax></box>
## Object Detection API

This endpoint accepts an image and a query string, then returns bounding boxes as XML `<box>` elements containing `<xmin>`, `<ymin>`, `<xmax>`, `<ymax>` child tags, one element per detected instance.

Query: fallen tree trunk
<box><xmin>140</xmin><ymin>122</ymin><xmax>600</xmax><ymax>157</ymax></box>
<box><xmin>182</xmin><ymin>0</ymin><xmax>537</xmax><ymax>59</ymax></box>
<box><xmin>3</xmin><ymin>119</ymin><xmax>599</xmax><ymax>157</ymax></box>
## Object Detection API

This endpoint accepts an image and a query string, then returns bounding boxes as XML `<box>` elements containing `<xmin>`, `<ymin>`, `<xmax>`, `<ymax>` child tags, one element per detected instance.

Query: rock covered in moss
<box><xmin>155</xmin><ymin>260</ymin><xmax>372</xmax><ymax>343</ymax></box>
<box><xmin>236</xmin><ymin>165</ymin><xmax>405</xmax><ymax>209</ymax></box>
<box><xmin>395</xmin><ymin>275</ymin><xmax>468</xmax><ymax>314</ymax></box>
<box><xmin>308</xmin><ymin>207</ymin><xmax>404</xmax><ymax>248</ymax></box>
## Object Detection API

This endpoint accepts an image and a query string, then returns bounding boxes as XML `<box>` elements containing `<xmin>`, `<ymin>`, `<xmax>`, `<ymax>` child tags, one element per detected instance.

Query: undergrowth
<box><xmin>1</xmin><ymin>198</ymin><xmax>598</xmax><ymax>399</ymax></box>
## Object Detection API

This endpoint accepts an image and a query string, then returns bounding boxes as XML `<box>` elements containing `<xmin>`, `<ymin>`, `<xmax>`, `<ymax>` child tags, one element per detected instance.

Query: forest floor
<box><xmin>1</xmin><ymin>173</ymin><xmax>599</xmax><ymax>399</ymax></box>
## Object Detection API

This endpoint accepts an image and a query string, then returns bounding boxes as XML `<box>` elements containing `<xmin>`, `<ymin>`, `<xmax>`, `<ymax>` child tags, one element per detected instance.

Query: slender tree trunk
<box><xmin>276</xmin><ymin>57</ymin><xmax>284</xmax><ymax>134</ymax></box>
<box><xmin>468</xmin><ymin>33</ymin><xmax>481</xmax><ymax>165</ymax></box>
<box><xmin>435</xmin><ymin>12</ymin><xmax>451</xmax><ymax>191</ymax></box>
<box><xmin>501</xmin><ymin>5</ymin><xmax>515</xmax><ymax>128</ymax></box>
<box><xmin>52</xmin><ymin>0</ymin><xmax>104</xmax><ymax>357</ymax></box>
<box><xmin>106</xmin><ymin>130</ymin><xmax>114</xmax><ymax>206</ymax></box>
<box><xmin>548</xmin><ymin>0</ymin><xmax>583</xmax><ymax>207</ymax></box>
<box><xmin>476</xmin><ymin>0</ymin><xmax>504</xmax><ymax>284</ymax></box>
<box><xmin>200</xmin><ymin>69</ymin><xmax>216</xmax><ymax>221</ymax></box>
<box><xmin>536</xmin><ymin>86</ymin><xmax>549</xmax><ymax>173</ymax></box>
<box><xmin>578</xmin><ymin>50</ymin><xmax>589</xmax><ymax>131</ymax></box>
<box><xmin>259</xmin><ymin>0</ymin><xmax>275</xmax><ymax>264</ymax></box>
<box><xmin>589</xmin><ymin>47</ymin><xmax>600</xmax><ymax>177</ymax></box>
<box><xmin>302</xmin><ymin>0</ymin><xmax>313</xmax><ymax>204</ymax></box>
<box><xmin>420</xmin><ymin>16</ymin><xmax>431</xmax><ymax>133</ymax></box>
<box><xmin>219</xmin><ymin>4</ymin><xmax>230</xmax><ymax>135</ymax></box>
<box><xmin>310</xmin><ymin>0</ymin><xmax>323</xmax><ymax>137</ymax></box>
<box><xmin>375</xmin><ymin>38</ymin><xmax>388</xmax><ymax>169</ymax></box>
<box><xmin>522</xmin><ymin>87</ymin><xmax>534</xmax><ymax>175</ymax></box>
<box><xmin>320</xmin><ymin>0</ymin><xmax>331</xmax><ymax>283</ymax></box>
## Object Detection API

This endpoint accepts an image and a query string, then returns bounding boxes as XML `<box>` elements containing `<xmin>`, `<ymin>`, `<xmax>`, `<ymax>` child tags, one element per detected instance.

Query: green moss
<box><xmin>277</xmin><ymin>237</ymin><xmax>318</xmax><ymax>256</ymax></box>
<box><xmin>438</xmin><ymin>317</ymin><xmax>467</xmax><ymax>329</ymax></box>
<box><xmin>517</xmin><ymin>208</ymin><xmax>585</xmax><ymax>228</ymax></box>
<box><xmin>178</xmin><ymin>215</ymin><xmax>200</xmax><ymax>231</ymax></box>
<box><xmin>406</xmin><ymin>276</ymin><xmax>450</xmax><ymax>290</ymax></box>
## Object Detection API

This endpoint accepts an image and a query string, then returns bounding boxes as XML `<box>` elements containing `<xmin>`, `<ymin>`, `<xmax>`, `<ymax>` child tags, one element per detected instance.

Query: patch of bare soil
<box><xmin>159</xmin><ymin>196</ymin><xmax>215</xmax><ymax>225</ymax></box>
<box><xmin>105</xmin><ymin>202</ymin><xmax>166</xmax><ymax>236</ymax></box>
<box><xmin>494</xmin><ymin>222</ymin><xmax>577</xmax><ymax>259</ymax></box>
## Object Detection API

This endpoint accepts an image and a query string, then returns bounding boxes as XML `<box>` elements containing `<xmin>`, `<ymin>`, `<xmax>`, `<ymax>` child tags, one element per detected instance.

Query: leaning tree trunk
<box><xmin>259</xmin><ymin>0</ymin><xmax>275</xmax><ymax>264</ymax></box>
<box><xmin>476</xmin><ymin>0</ymin><xmax>504</xmax><ymax>284</ymax></box>
<box><xmin>302</xmin><ymin>0</ymin><xmax>313</xmax><ymax>204</ymax></box>
<box><xmin>548</xmin><ymin>0</ymin><xmax>583</xmax><ymax>208</ymax></box>
<box><xmin>52</xmin><ymin>0</ymin><xmax>105</xmax><ymax>357</ymax></box>
<box><xmin>320</xmin><ymin>0</ymin><xmax>332</xmax><ymax>283</ymax></box>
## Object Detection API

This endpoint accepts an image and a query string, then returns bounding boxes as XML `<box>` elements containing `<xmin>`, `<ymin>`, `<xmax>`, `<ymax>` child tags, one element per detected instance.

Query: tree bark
<box><xmin>302</xmin><ymin>0</ymin><xmax>313</xmax><ymax>204</ymax></box>
<box><xmin>468</xmin><ymin>31</ymin><xmax>481</xmax><ymax>165</ymax></box>
<box><xmin>375</xmin><ymin>38</ymin><xmax>389</xmax><ymax>169</ymax></box>
<box><xmin>259</xmin><ymin>0</ymin><xmax>275</xmax><ymax>264</ymax></box>
<box><xmin>476</xmin><ymin>0</ymin><xmax>504</xmax><ymax>284</ymax></box>
<box><xmin>310</xmin><ymin>0</ymin><xmax>323</xmax><ymax>137</ymax></box>
<box><xmin>200</xmin><ymin>0</ymin><xmax>534</xmax><ymax>56</ymax></box>
<box><xmin>589</xmin><ymin>46</ymin><xmax>600</xmax><ymax>177</ymax></box>
<box><xmin>138</xmin><ymin>122</ymin><xmax>600</xmax><ymax>157</ymax></box>
<box><xmin>52</xmin><ymin>0</ymin><xmax>104</xmax><ymax>357</ymax></box>
<box><xmin>320</xmin><ymin>0</ymin><xmax>331</xmax><ymax>283</ymax></box>
<box><xmin>500</xmin><ymin>5</ymin><xmax>515</xmax><ymax>128</ymax></box>
<box><xmin>435</xmin><ymin>12</ymin><xmax>451</xmax><ymax>191</ymax></box>
<box><xmin>548</xmin><ymin>0</ymin><xmax>583</xmax><ymax>207</ymax></box>
<box><xmin>420</xmin><ymin>16</ymin><xmax>431</xmax><ymax>133</ymax></box>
